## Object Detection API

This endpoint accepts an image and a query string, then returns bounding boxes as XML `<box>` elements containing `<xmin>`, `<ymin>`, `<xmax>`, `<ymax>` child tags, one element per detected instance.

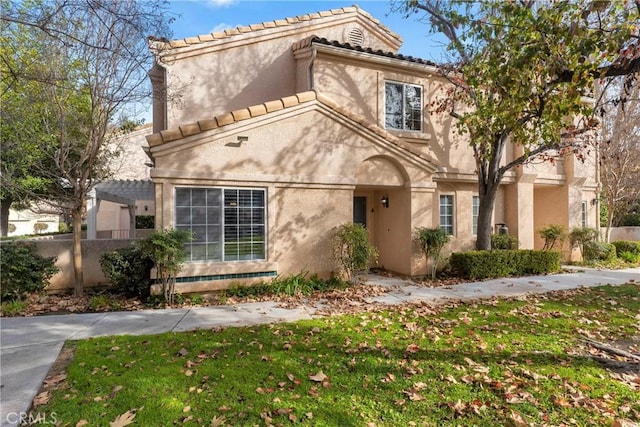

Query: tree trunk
<box><xmin>476</xmin><ymin>185</ymin><xmax>500</xmax><ymax>250</ymax></box>
<box><xmin>0</xmin><ymin>197</ymin><xmax>12</xmax><ymax>237</ymax></box>
<box><xmin>72</xmin><ymin>207</ymin><xmax>84</xmax><ymax>296</ymax></box>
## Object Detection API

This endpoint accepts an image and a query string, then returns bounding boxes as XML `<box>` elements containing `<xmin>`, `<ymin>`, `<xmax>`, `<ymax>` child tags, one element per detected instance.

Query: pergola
<box><xmin>86</xmin><ymin>180</ymin><xmax>154</xmax><ymax>239</ymax></box>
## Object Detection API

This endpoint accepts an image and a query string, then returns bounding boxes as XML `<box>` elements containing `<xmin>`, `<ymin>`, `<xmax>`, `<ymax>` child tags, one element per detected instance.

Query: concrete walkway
<box><xmin>1</xmin><ymin>266</ymin><xmax>638</xmax><ymax>426</ymax></box>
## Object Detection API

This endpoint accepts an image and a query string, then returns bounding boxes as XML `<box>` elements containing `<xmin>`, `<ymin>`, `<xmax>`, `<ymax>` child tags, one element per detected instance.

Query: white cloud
<box><xmin>210</xmin><ymin>23</ymin><xmax>237</xmax><ymax>33</ymax></box>
<box><xmin>207</xmin><ymin>0</ymin><xmax>238</xmax><ymax>7</ymax></box>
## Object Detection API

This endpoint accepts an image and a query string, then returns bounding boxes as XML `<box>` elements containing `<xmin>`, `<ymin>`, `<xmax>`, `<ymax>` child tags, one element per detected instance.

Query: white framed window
<box><xmin>385</xmin><ymin>81</ymin><xmax>422</xmax><ymax>131</ymax></box>
<box><xmin>175</xmin><ymin>187</ymin><xmax>266</xmax><ymax>262</ymax></box>
<box><xmin>440</xmin><ymin>195</ymin><xmax>454</xmax><ymax>235</ymax></box>
<box><xmin>472</xmin><ymin>195</ymin><xmax>480</xmax><ymax>235</ymax></box>
<box><xmin>581</xmin><ymin>201</ymin><xmax>588</xmax><ymax>227</ymax></box>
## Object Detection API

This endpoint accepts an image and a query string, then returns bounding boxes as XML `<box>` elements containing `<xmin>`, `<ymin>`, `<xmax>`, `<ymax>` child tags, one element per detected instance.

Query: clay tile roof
<box><xmin>146</xmin><ymin>91</ymin><xmax>318</xmax><ymax>146</ymax></box>
<box><xmin>294</xmin><ymin>36</ymin><xmax>437</xmax><ymax>67</ymax></box>
<box><xmin>152</xmin><ymin>5</ymin><xmax>401</xmax><ymax>50</ymax></box>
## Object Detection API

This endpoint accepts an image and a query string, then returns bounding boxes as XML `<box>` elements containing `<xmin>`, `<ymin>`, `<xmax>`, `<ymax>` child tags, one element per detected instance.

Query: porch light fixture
<box><xmin>237</xmin><ymin>136</ymin><xmax>249</xmax><ymax>143</ymax></box>
<box><xmin>381</xmin><ymin>195</ymin><xmax>389</xmax><ymax>208</ymax></box>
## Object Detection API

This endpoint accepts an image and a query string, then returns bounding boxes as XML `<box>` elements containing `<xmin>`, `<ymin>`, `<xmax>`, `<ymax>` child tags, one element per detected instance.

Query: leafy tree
<box><xmin>538</xmin><ymin>224</ymin><xmax>566</xmax><ymax>251</ymax></box>
<box><xmin>1</xmin><ymin>0</ymin><xmax>172</xmax><ymax>295</ymax></box>
<box><xmin>598</xmin><ymin>74</ymin><xmax>640</xmax><ymax>241</ymax></box>
<box><xmin>395</xmin><ymin>0</ymin><xmax>639</xmax><ymax>250</ymax></box>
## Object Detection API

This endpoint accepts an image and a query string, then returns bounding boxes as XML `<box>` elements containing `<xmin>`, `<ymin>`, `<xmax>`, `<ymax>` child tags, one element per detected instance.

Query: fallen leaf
<box><xmin>309</xmin><ymin>371</ymin><xmax>327</xmax><ymax>382</ymax></box>
<box><xmin>76</xmin><ymin>421</ymin><xmax>89</xmax><ymax>427</ymax></box>
<box><xmin>185</xmin><ymin>369</ymin><xmax>194</xmax><ymax>377</ymax></box>
<box><xmin>33</xmin><ymin>391</ymin><xmax>51</xmax><ymax>407</ymax></box>
<box><xmin>109</xmin><ymin>410</ymin><xmax>136</xmax><ymax>427</ymax></box>
<box><xmin>211</xmin><ymin>415</ymin><xmax>226</xmax><ymax>426</ymax></box>
<box><xmin>177</xmin><ymin>348</ymin><xmax>189</xmax><ymax>357</ymax></box>
<box><xmin>183</xmin><ymin>406</ymin><xmax>191</xmax><ymax>413</ymax></box>
<box><xmin>44</xmin><ymin>373</ymin><xmax>67</xmax><ymax>386</ymax></box>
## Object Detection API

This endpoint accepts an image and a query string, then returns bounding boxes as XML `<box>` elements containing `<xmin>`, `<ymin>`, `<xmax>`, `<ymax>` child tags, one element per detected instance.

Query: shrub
<box><xmin>100</xmin><ymin>244</ymin><xmax>154</xmax><ymax>299</ymax></box>
<box><xmin>138</xmin><ymin>228</ymin><xmax>192</xmax><ymax>305</ymax></box>
<box><xmin>611</xmin><ymin>240</ymin><xmax>640</xmax><ymax>257</ymax></box>
<box><xmin>331</xmin><ymin>223</ymin><xmax>378</xmax><ymax>284</ymax></box>
<box><xmin>450</xmin><ymin>250</ymin><xmax>561</xmax><ymax>279</ymax></box>
<box><xmin>583</xmin><ymin>241</ymin><xmax>617</xmax><ymax>262</ymax></box>
<box><xmin>0</xmin><ymin>241</ymin><xmax>59</xmax><ymax>301</ymax></box>
<box><xmin>619</xmin><ymin>251</ymin><xmax>640</xmax><ymax>264</ymax></box>
<box><xmin>135</xmin><ymin>215</ymin><xmax>155</xmax><ymax>229</ymax></box>
<box><xmin>619</xmin><ymin>213</ymin><xmax>640</xmax><ymax>226</ymax></box>
<box><xmin>0</xmin><ymin>300</ymin><xmax>27</xmax><ymax>316</ymax></box>
<box><xmin>568</xmin><ymin>227</ymin><xmax>598</xmax><ymax>259</ymax></box>
<box><xmin>538</xmin><ymin>224</ymin><xmax>566</xmax><ymax>250</ymax></box>
<box><xmin>414</xmin><ymin>227</ymin><xmax>451</xmax><ymax>279</ymax></box>
<box><xmin>33</xmin><ymin>222</ymin><xmax>49</xmax><ymax>234</ymax></box>
<box><xmin>491</xmin><ymin>233</ymin><xmax>518</xmax><ymax>250</ymax></box>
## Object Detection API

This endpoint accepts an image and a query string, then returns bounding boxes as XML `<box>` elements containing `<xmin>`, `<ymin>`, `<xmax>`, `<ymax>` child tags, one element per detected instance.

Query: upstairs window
<box><xmin>385</xmin><ymin>81</ymin><xmax>422</xmax><ymax>131</ymax></box>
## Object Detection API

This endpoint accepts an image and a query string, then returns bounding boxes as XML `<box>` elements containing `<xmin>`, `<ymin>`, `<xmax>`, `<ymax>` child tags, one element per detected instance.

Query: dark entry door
<box><xmin>353</xmin><ymin>197</ymin><xmax>367</xmax><ymax>228</ymax></box>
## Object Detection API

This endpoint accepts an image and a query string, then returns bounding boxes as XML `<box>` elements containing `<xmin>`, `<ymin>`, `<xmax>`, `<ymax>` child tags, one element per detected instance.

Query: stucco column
<box><xmin>86</xmin><ymin>189</ymin><xmax>98</xmax><ymax>240</ymax></box>
<box><xmin>504</xmin><ymin>174</ymin><xmax>536</xmax><ymax>249</ymax></box>
<box><xmin>409</xmin><ymin>184</ymin><xmax>437</xmax><ymax>276</ymax></box>
<box><xmin>128</xmin><ymin>206</ymin><xmax>136</xmax><ymax>239</ymax></box>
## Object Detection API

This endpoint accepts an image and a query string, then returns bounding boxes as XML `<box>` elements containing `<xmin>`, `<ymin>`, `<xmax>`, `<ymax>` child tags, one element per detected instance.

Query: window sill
<box><xmin>386</xmin><ymin>129</ymin><xmax>432</xmax><ymax>143</ymax></box>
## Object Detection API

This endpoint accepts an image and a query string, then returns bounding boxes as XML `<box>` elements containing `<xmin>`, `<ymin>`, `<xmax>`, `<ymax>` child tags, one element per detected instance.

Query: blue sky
<box><xmin>166</xmin><ymin>0</ymin><xmax>448</xmax><ymax>62</ymax></box>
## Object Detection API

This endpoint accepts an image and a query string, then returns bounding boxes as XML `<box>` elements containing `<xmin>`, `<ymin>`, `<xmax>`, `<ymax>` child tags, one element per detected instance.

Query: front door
<box><xmin>353</xmin><ymin>196</ymin><xmax>367</xmax><ymax>228</ymax></box>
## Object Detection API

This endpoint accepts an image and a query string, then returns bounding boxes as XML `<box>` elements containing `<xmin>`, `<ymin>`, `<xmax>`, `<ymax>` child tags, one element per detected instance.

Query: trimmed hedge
<box><xmin>583</xmin><ymin>241</ymin><xmax>617</xmax><ymax>262</ymax></box>
<box><xmin>0</xmin><ymin>241</ymin><xmax>59</xmax><ymax>301</ymax></box>
<box><xmin>611</xmin><ymin>240</ymin><xmax>640</xmax><ymax>256</ymax></box>
<box><xmin>450</xmin><ymin>250</ymin><xmax>561</xmax><ymax>279</ymax></box>
<box><xmin>99</xmin><ymin>244</ymin><xmax>154</xmax><ymax>299</ymax></box>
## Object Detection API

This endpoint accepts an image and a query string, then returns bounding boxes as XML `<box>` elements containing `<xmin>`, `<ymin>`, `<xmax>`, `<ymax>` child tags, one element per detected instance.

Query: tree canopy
<box><xmin>395</xmin><ymin>0</ymin><xmax>639</xmax><ymax>249</ymax></box>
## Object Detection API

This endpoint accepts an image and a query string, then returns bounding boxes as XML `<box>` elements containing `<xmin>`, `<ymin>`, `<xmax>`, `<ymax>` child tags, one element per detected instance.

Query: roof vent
<box><xmin>347</xmin><ymin>27</ymin><xmax>365</xmax><ymax>46</ymax></box>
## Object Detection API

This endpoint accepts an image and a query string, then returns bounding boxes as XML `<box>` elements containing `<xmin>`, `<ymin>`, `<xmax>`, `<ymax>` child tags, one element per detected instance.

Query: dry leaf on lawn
<box><xmin>33</xmin><ymin>391</ymin><xmax>50</xmax><ymax>407</ymax></box>
<box><xmin>109</xmin><ymin>410</ymin><xmax>136</xmax><ymax>427</ymax></box>
<box><xmin>309</xmin><ymin>371</ymin><xmax>327</xmax><ymax>382</ymax></box>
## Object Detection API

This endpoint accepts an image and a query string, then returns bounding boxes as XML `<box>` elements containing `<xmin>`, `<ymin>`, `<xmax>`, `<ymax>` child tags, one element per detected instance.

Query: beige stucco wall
<box><xmin>35</xmin><ymin>239</ymin><xmax>134</xmax><ymax>292</ymax></box>
<box><xmin>158</xmin><ymin>11</ymin><xmax>400</xmax><ymax>130</ymax></box>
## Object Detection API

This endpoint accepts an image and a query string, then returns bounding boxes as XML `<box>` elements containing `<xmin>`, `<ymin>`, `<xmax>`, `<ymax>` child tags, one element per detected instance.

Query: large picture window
<box><xmin>175</xmin><ymin>187</ymin><xmax>265</xmax><ymax>262</ymax></box>
<box><xmin>385</xmin><ymin>81</ymin><xmax>422</xmax><ymax>131</ymax></box>
<box><xmin>440</xmin><ymin>195</ymin><xmax>454</xmax><ymax>235</ymax></box>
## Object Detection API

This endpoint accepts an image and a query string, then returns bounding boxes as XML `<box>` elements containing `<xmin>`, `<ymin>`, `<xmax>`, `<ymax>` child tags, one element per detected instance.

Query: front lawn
<box><xmin>35</xmin><ymin>285</ymin><xmax>639</xmax><ymax>426</ymax></box>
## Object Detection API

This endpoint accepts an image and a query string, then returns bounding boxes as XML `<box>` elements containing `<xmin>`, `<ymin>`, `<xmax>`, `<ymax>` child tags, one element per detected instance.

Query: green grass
<box><xmin>37</xmin><ymin>284</ymin><xmax>640</xmax><ymax>426</ymax></box>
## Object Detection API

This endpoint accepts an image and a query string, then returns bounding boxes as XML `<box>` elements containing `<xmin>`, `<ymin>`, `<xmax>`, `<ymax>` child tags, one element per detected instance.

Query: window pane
<box><xmin>385</xmin><ymin>82</ymin><xmax>403</xmax><ymax>130</ymax></box>
<box><xmin>176</xmin><ymin>207</ymin><xmax>191</xmax><ymax>225</ymax></box>
<box><xmin>192</xmin><ymin>189</ymin><xmax>206</xmax><ymax>206</ymax></box>
<box><xmin>252</xmin><ymin>190</ymin><xmax>265</xmax><ymax>207</ymax></box>
<box><xmin>176</xmin><ymin>188</ymin><xmax>191</xmax><ymax>206</ymax></box>
<box><xmin>440</xmin><ymin>195</ymin><xmax>454</xmax><ymax>235</ymax></box>
<box><xmin>192</xmin><ymin>226</ymin><xmax>206</xmax><ymax>243</ymax></box>
<box><xmin>404</xmin><ymin>85</ymin><xmax>422</xmax><ymax>131</ymax></box>
<box><xmin>192</xmin><ymin>206</ymin><xmax>206</xmax><ymax>224</ymax></box>
<box><xmin>191</xmin><ymin>244</ymin><xmax>207</xmax><ymax>261</ymax></box>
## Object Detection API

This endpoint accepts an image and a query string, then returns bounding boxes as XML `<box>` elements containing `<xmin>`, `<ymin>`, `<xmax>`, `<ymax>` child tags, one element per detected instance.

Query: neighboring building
<box><xmin>7</xmin><ymin>208</ymin><xmax>60</xmax><ymax>237</ymax></box>
<box><xmin>145</xmin><ymin>6</ymin><xmax>598</xmax><ymax>291</ymax></box>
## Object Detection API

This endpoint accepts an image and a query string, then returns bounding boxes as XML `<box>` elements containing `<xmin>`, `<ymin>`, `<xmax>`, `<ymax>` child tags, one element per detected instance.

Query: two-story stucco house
<box><xmin>145</xmin><ymin>6</ymin><xmax>598</xmax><ymax>292</ymax></box>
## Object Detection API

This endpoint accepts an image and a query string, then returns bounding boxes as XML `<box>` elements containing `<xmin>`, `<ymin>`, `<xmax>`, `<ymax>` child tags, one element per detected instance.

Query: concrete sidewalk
<box><xmin>1</xmin><ymin>266</ymin><xmax>638</xmax><ymax>426</ymax></box>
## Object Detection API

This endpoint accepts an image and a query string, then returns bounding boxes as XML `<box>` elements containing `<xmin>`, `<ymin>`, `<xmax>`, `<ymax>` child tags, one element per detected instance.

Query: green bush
<box><xmin>619</xmin><ymin>213</ymin><xmax>640</xmax><ymax>226</ymax></box>
<box><xmin>538</xmin><ymin>224</ymin><xmax>566</xmax><ymax>250</ymax></box>
<box><xmin>491</xmin><ymin>233</ymin><xmax>518</xmax><ymax>250</ymax></box>
<box><xmin>583</xmin><ymin>241</ymin><xmax>617</xmax><ymax>262</ymax></box>
<box><xmin>414</xmin><ymin>227</ymin><xmax>451</xmax><ymax>279</ymax></box>
<box><xmin>611</xmin><ymin>240</ymin><xmax>640</xmax><ymax>257</ymax></box>
<box><xmin>135</xmin><ymin>215</ymin><xmax>155</xmax><ymax>229</ymax></box>
<box><xmin>568</xmin><ymin>227</ymin><xmax>598</xmax><ymax>258</ymax></box>
<box><xmin>99</xmin><ymin>244</ymin><xmax>154</xmax><ymax>299</ymax></box>
<box><xmin>0</xmin><ymin>241</ymin><xmax>58</xmax><ymax>301</ymax></box>
<box><xmin>450</xmin><ymin>250</ymin><xmax>561</xmax><ymax>279</ymax></box>
<box><xmin>619</xmin><ymin>251</ymin><xmax>640</xmax><ymax>264</ymax></box>
<box><xmin>331</xmin><ymin>223</ymin><xmax>378</xmax><ymax>284</ymax></box>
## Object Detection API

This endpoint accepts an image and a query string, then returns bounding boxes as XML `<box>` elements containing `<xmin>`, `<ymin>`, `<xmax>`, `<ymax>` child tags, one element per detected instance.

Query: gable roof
<box><xmin>146</xmin><ymin>91</ymin><xmax>437</xmax><ymax>173</ymax></box>
<box><xmin>149</xmin><ymin>5</ymin><xmax>402</xmax><ymax>54</ymax></box>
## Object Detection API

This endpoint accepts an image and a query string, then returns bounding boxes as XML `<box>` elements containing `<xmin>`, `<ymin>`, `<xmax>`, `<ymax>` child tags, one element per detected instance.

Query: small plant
<box><xmin>0</xmin><ymin>300</ymin><xmax>27</xmax><ymax>316</ymax></box>
<box><xmin>0</xmin><ymin>241</ymin><xmax>59</xmax><ymax>301</ymax></box>
<box><xmin>539</xmin><ymin>224</ymin><xmax>566</xmax><ymax>250</ymax></box>
<box><xmin>138</xmin><ymin>228</ymin><xmax>192</xmax><ymax>305</ymax></box>
<box><xmin>568</xmin><ymin>227</ymin><xmax>598</xmax><ymax>260</ymax></box>
<box><xmin>88</xmin><ymin>294</ymin><xmax>111</xmax><ymax>311</ymax></box>
<box><xmin>272</xmin><ymin>272</ymin><xmax>314</xmax><ymax>296</ymax></box>
<box><xmin>414</xmin><ymin>227</ymin><xmax>451</xmax><ymax>280</ymax></box>
<box><xmin>618</xmin><ymin>251</ymin><xmax>640</xmax><ymax>264</ymax></box>
<box><xmin>188</xmin><ymin>294</ymin><xmax>204</xmax><ymax>305</ymax></box>
<box><xmin>491</xmin><ymin>233</ymin><xmax>518</xmax><ymax>250</ymax></box>
<box><xmin>331</xmin><ymin>223</ymin><xmax>378</xmax><ymax>284</ymax></box>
